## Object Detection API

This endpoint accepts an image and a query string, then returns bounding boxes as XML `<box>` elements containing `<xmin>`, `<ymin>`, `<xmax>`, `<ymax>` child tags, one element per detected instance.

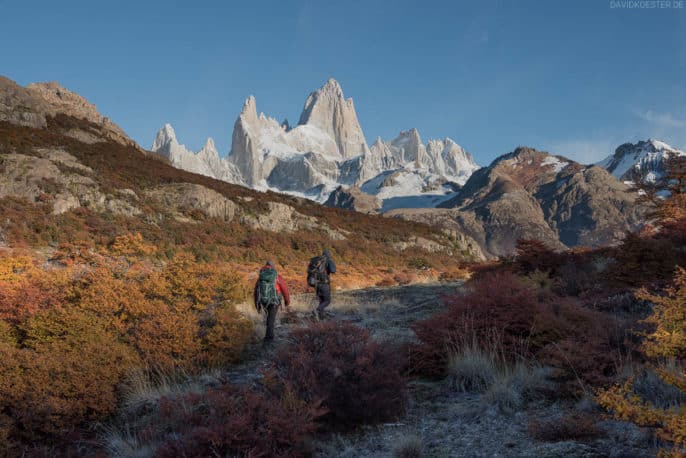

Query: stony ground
<box><xmin>226</xmin><ymin>282</ymin><xmax>656</xmax><ymax>458</ymax></box>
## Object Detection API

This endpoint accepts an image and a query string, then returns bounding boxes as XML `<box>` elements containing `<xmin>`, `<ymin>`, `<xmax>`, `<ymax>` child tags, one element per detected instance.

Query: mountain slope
<box><xmin>391</xmin><ymin>147</ymin><xmax>644</xmax><ymax>257</ymax></box>
<box><xmin>0</xmin><ymin>76</ymin><xmax>485</xmax><ymax>280</ymax></box>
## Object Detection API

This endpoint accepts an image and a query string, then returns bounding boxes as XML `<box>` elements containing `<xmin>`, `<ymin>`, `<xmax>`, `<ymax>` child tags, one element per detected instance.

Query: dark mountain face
<box><xmin>400</xmin><ymin>147</ymin><xmax>647</xmax><ymax>257</ymax></box>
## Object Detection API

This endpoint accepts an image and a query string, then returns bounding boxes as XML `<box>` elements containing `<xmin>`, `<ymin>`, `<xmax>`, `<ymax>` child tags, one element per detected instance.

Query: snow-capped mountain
<box><xmin>361</xmin><ymin>129</ymin><xmax>479</xmax><ymax>211</ymax></box>
<box><xmin>152</xmin><ymin>124</ymin><xmax>244</xmax><ymax>185</ymax></box>
<box><xmin>597</xmin><ymin>139</ymin><xmax>685</xmax><ymax>184</ymax></box>
<box><xmin>227</xmin><ymin>81</ymin><xmax>368</xmax><ymax>199</ymax></box>
<box><xmin>151</xmin><ymin>79</ymin><xmax>480</xmax><ymax>205</ymax></box>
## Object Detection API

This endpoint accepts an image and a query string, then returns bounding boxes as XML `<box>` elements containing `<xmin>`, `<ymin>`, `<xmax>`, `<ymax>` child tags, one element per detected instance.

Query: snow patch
<box><xmin>541</xmin><ymin>156</ymin><xmax>568</xmax><ymax>173</ymax></box>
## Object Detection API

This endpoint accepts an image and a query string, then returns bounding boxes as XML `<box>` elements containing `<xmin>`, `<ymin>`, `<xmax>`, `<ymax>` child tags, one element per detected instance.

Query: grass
<box><xmin>445</xmin><ymin>332</ymin><xmax>555</xmax><ymax>413</ymax></box>
<box><xmin>119</xmin><ymin>368</ymin><xmax>222</xmax><ymax>416</ymax></box>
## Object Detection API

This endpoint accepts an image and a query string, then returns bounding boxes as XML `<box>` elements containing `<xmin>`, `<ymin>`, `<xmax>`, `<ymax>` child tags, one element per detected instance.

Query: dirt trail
<box><xmin>225</xmin><ymin>281</ymin><xmax>463</xmax><ymax>387</ymax></box>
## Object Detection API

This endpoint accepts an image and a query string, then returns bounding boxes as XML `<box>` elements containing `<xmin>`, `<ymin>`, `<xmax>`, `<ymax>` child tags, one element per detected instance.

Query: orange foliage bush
<box><xmin>598</xmin><ymin>268</ymin><xmax>686</xmax><ymax>454</ymax></box>
<box><xmin>0</xmin><ymin>248</ymin><xmax>253</xmax><ymax>449</ymax></box>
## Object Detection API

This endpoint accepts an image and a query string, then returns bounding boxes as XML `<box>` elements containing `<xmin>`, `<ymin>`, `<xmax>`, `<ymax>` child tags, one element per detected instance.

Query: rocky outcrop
<box><xmin>0</xmin><ymin>148</ymin><xmax>140</xmax><ymax>216</ymax></box>
<box><xmin>391</xmin><ymin>147</ymin><xmax>644</xmax><ymax>257</ymax></box>
<box><xmin>144</xmin><ymin>183</ymin><xmax>239</xmax><ymax>223</ymax></box>
<box><xmin>0</xmin><ymin>76</ymin><xmax>53</xmax><ymax>128</ymax></box>
<box><xmin>26</xmin><ymin>82</ymin><xmax>134</xmax><ymax>146</ymax></box>
<box><xmin>324</xmin><ymin>186</ymin><xmax>381</xmax><ymax>214</ymax></box>
<box><xmin>0</xmin><ymin>76</ymin><xmax>138</xmax><ymax>148</ymax></box>
<box><xmin>143</xmin><ymin>183</ymin><xmax>348</xmax><ymax>239</ymax></box>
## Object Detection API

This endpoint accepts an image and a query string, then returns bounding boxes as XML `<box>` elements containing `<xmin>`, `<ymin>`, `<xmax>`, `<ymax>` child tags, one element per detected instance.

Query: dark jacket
<box><xmin>253</xmin><ymin>265</ymin><xmax>291</xmax><ymax>308</ymax></box>
<box><xmin>321</xmin><ymin>250</ymin><xmax>336</xmax><ymax>282</ymax></box>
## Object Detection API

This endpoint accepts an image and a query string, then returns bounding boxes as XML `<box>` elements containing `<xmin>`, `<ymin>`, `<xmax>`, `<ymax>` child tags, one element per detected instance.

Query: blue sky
<box><xmin>1</xmin><ymin>0</ymin><xmax>685</xmax><ymax>165</ymax></box>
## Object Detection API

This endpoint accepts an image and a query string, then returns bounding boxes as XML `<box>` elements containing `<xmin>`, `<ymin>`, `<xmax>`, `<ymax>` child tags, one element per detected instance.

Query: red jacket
<box><xmin>253</xmin><ymin>266</ymin><xmax>291</xmax><ymax>307</ymax></box>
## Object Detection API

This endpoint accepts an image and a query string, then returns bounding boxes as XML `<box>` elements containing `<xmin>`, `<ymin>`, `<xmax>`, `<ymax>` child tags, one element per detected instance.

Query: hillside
<box><xmin>390</xmin><ymin>147</ymin><xmax>645</xmax><ymax>257</ymax></box>
<box><xmin>0</xmin><ymin>76</ymin><xmax>485</xmax><ymax>282</ymax></box>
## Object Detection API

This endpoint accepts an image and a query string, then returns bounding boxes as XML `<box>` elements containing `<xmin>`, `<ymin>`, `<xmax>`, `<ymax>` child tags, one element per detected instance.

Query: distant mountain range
<box><xmin>391</xmin><ymin>147</ymin><xmax>644</xmax><ymax>257</ymax></box>
<box><xmin>150</xmin><ymin>79</ymin><xmax>479</xmax><ymax>208</ymax></box>
<box><xmin>1</xmin><ymin>74</ymin><xmax>678</xmax><ymax>257</ymax></box>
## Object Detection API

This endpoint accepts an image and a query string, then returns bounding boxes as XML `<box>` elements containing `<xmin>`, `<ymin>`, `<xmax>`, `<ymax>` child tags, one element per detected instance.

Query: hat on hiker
<box><xmin>266</xmin><ymin>260</ymin><xmax>275</xmax><ymax>268</ymax></box>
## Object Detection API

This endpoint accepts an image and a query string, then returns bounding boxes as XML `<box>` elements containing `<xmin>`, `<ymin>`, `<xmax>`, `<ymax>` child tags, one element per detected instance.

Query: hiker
<box><xmin>307</xmin><ymin>249</ymin><xmax>336</xmax><ymax>320</ymax></box>
<box><xmin>253</xmin><ymin>260</ymin><xmax>290</xmax><ymax>344</ymax></box>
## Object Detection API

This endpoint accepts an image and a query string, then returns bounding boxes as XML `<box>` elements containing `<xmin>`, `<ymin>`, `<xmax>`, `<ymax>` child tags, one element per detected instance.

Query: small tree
<box><xmin>598</xmin><ymin>267</ymin><xmax>686</xmax><ymax>454</ymax></box>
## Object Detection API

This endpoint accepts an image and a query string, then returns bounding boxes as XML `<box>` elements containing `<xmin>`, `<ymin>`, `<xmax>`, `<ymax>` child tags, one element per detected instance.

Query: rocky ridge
<box><xmin>0</xmin><ymin>76</ymin><xmax>138</xmax><ymax>148</ymax></box>
<box><xmin>391</xmin><ymin>147</ymin><xmax>644</xmax><ymax>257</ymax></box>
<box><xmin>152</xmin><ymin>79</ymin><xmax>480</xmax><ymax>204</ymax></box>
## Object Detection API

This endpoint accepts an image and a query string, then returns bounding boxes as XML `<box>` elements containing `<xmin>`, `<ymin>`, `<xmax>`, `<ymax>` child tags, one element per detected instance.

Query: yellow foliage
<box><xmin>598</xmin><ymin>268</ymin><xmax>686</xmax><ymax>454</ymax></box>
<box><xmin>0</xmin><ymin>254</ymin><xmax>37</xmax><ymax>283</ymax></box>
<box><xmin>0</xmin><ymin>248</ymin><xmax>254</xmax><ymax>445</ymax></box>
<box><xmin>637</xmin><ymin>267</ymin><xmax>686</xmax><ymax>359</ymax></box>
<box><xmin>201</xmin><ymin>304</ymin><xmax>254</xmax><ymax>368</ymax></box>
<box><xmin>109</xmin><ymin>232</ymin><xmax>157</xmax><ymax>259</ymax></box>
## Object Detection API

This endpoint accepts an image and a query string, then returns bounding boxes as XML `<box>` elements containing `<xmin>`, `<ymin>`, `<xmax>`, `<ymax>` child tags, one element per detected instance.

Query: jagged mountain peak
<box><xmin>240</xmin><ymin>95</ymin><xmax>258</xmax><ymax>120</ymax></box>
<box><xmin>201</xmin><ymin>137</ymin><xmax>217</xmax><ymax>153</ymax></box>
<box><xmin>152</xmin><ymin>123</ymin><xmax>180</xmax><ymax>151</ymax></box>
<box><xmin>321</xmin><ymin>78</ymin><xmax>344</xmax><ymax>96</ymax></box>
<box><xmin>297</xmin><ymin>78</ymin><xmax>369</xmax><ymax>159</ymax></box>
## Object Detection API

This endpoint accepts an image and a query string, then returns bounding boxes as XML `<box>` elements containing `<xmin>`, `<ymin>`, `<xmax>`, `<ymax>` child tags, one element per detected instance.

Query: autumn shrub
<box><xmin>606</xmin><ymin>232</ymin><xmax>680</xmax><ymax>288</ymax></box>
<box><xmin>154</xmin><ymin>383</ymin><xmax>324</xmax><ymax>458</ymax></box>
<box><xmin>271</xmin><ymin>321</ymin><xmax>407</xmax><ymax>430</ymax></box>
<box><xmin>1</xmin><ymin>307</ymin><xmax>139</xmax><ymax>442</ymax></box>
<box><xmin>0</xmin><ymin>249</ymin><xmax>253</xmax><ymax>448</ymax></box>
<box><xmin>412</xmin><ymin>271</ymin><xmax>627</xmax><ymax>395</ymax></box>
<box><xmin>598</xmin><ymin>268</ymin><xmax>686</xmax><ymax>454</ymax></box>
<box><xmin>393</xmin><ymin>272</ymin><xmax>413</xmax><ymax>285</ymax></box>
<box><xmin>199</xmin><ymin>304</ymin><xmax>253</xmax><ymax>368</ymax></box>
<box><xmin>411</xmin><ymin>272</ymin><xmax>543</xmax><ymax>377</ymax></box>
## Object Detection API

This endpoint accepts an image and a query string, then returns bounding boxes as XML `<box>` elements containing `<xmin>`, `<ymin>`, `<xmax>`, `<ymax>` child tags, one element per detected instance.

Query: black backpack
<box><xmin>307</xmin><ymin>255</ymin><xmax>328</xmax><ymax>287</ymax></box>
<box><xmin>256</xmin><ymin>268</ymin><xmax>279</xmax><ymax>311</ymax></box>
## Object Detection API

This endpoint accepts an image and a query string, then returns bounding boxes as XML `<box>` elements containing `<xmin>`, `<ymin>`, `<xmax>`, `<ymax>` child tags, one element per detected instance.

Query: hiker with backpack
<box><xmin>253</xmin><ymin>260</ymin><xmax>291</xmax><ymax>344</ymax></box>
<box><xmin>307</xmin><ymin>249</ymin><xmax>336</xmax><ymax>320</ymax></box>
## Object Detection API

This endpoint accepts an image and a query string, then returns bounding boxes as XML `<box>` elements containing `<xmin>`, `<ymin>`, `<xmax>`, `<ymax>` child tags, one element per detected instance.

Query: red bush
<box><xmin>411</xmin><ymin>272</ymin><xmax>543</xmax><ymax>376</ymax></box>
<box><xmin>411</xmin><ymin>271</ymin><xmax>628</xmax><ymax>394</ymax></box>
<box><xmin>155</xmin><ymin>383</ymin><xmax>323</xmax><ymax>458</ymax></box>
<box><xmin>271</xmin><ymin>321</ymin><xmax>407</xmax><ymax>430</ymax></box>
